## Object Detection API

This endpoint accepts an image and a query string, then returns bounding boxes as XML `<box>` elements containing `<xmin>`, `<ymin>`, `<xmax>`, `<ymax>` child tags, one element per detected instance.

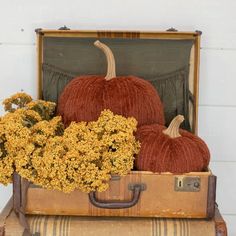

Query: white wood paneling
<box><xmin>210</xmin><ymin>162</ymin><xmax>236</xmax><ymax>215</ymax></box>
<box><xmin>0</xmin><ymin>45</ymin><xmax>37</xmax><ymax>100</ymax></box>
<box><xmin>199</xmin><ymin>49</ymin><xmax>236</xmax><ymax>106</ymax></box>
<box><xmin>0</xmin><ymin>100</ymin><xmax>5</xmax><ymax>115</ymax></box>
<box><xmin>0</xmin><ymin>185</ymin><xmax>12</xmax><ymax>212</ymax></box>
<box><xmin>198</xmin><ymin>106</ymin><xmax>236</xmax><ymax>162</ymax></box>
<box><xmin>0</xmin><ymin>101</ymin><xmax>10</xmax><ymax>212</ymax></box>
<box><xmin>222</xmin><ymin>215</ymin><xmax>236</xmax><ymax>236</ymax></box>
<box><xmin>0</xmin><ymin>0</ymin><xmax>236</xmax><ymax>48</ymax></box>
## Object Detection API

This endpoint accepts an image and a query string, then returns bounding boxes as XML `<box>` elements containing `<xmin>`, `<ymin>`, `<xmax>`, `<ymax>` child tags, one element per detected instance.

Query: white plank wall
<box><xmin>0</xmin><ymin>0</ymin><xmax>235</xmax><ymax>235</ymax></box>
<box><xmin>0</xmin><ymin>45</ymin><xmax>37</xmax><ymax>99</ymax></box>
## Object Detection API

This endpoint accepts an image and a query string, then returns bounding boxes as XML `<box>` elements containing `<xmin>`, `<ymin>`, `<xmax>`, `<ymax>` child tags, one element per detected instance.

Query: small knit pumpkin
<box><xmin>57</xmin><ymin>40</ymin><xmax>165</xmax><ymax>127</ymax></box>
<box><xmin>135</xmin><ymin>115</ymin><xmax>210</xmax><ymax>173</ymax></box>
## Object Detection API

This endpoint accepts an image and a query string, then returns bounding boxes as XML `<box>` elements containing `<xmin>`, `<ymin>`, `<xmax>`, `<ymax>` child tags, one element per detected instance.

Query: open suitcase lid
<box><xmin>36</xmin><ymin>28</ymin><xmax>201</xmax><ymax>134</ymax></box>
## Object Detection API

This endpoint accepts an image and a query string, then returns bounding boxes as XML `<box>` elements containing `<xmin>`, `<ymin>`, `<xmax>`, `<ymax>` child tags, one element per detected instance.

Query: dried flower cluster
<box><xmin>0</xmin><ymin>93</ymin><xmax>140</xmax><ymax>193</ymax></box>
<box><xmin>2</xmin><ymin>92</ymin><xmax>32</xmax><ymax>112</ymax></box>
<box><xmin>0</xmin><ymin>93</ymin><xmax>56</xmax><ymax>185</ymax></box>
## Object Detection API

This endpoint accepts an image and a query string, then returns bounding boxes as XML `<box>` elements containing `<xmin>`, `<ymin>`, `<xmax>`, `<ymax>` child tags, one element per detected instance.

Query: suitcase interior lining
<box><xmin>41</xmin><ymin>37</ymin><xmax>195</xmax><ymax>131</ymax></box>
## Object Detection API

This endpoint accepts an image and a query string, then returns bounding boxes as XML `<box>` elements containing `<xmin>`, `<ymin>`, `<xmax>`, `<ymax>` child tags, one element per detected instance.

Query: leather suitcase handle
<box><xmin>88</xmin><ymin>183</ymin><xmax>146</xmax><ymax>209</ymax></box>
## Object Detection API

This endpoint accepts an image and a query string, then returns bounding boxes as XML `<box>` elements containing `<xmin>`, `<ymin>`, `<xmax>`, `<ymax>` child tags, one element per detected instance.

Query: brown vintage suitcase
<box><xmin>0</xmin><ymin>198</ymin><xmax>227</xmax><ymax>236</ymax></box>
<box><xmin>13</xmin><ymin>28</ymin><xmax>216</xmax><ymax>220</ymax></box>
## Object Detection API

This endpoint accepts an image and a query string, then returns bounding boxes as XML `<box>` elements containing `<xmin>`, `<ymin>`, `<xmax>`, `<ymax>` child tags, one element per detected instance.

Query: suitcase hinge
<box><xmin>166</xmin><ymin>27</ymin><xmax>178</xmax><ymax>32</ymax></box>
<box><xmin>195</xmin><ymin>30</ymin><xmax>202</xmax><ymax>35</ymax></box>
<box><xmin>35</xmin><ymin>28</ymin><xmax>44</xmax><ymax>35</ymax></box>
<box><xmin>58</xmin><ymin>25</ymin><xmax>71</xmax><ymax>30</ymax></box>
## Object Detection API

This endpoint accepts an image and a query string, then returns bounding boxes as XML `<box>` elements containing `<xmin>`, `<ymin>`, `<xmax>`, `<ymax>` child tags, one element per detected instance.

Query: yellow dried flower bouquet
<box><xmin>0</xmin><ymin>93</ymin><xmax>140</xmax><ymax>193</ymax></box>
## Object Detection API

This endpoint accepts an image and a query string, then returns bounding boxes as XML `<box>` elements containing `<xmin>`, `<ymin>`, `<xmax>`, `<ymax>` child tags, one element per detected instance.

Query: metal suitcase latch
<box><xmin>175</xmin><ymin>176</ymin><xmax>201</xmax><ymax>192</ymax></box>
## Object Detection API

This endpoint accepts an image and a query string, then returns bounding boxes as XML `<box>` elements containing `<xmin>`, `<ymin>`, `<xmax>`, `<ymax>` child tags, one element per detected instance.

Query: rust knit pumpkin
<box><xmin>57</xmin><ymin>40</ymin><xmax>165</xmax><ymax>127</ymax></box>
<box><xmin>135</xmin><ymin>115</ymin><xmax>210</xmax><ymax>173</ymax></box>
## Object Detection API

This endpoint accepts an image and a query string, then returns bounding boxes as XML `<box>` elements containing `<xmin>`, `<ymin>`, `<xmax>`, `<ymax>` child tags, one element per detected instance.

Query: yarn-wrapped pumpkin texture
<box><xmin>57</xmin><ymin>40</ymin><xmax>165</xmax><ymax>127</ymax></box>
<box><xmin>135</xmin><ymin>115</ymin><xmax>210</xmax><ymax>173</ymax></box>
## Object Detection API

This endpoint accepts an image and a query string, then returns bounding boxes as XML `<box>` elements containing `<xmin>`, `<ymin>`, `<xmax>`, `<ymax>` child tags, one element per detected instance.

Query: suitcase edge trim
<box><xmin>207</xmin><ymin>175</ymin><xmax>217</xmax><ymax>218</ymax></box>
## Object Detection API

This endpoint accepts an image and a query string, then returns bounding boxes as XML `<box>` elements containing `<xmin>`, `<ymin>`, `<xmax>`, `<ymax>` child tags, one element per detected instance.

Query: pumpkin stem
<box><xmin>163</xmin><ymin>115</ymin><xmax>184</xmax><ymax>138</ymax></box>
<box><xmin>94</xmin><ymin>40</ymin><xmax>116</xmax><ymax>81</ymax></box>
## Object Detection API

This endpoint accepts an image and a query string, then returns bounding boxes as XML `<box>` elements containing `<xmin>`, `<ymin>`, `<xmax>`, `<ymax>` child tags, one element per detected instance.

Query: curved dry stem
<box><xmin>94</xmin><ymin>40</ymin><xmax>116</xmax><ymax>80</ymax></box>
<box><xmin>163</xmin><ymin>115</ymin><xmax>184</xmax><ymax>138</ymax></box>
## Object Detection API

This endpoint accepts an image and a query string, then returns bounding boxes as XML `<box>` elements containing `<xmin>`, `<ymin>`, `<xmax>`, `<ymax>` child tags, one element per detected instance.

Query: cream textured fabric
<box><xmin>4</xmin><ymin>211</ymin><xmax>215</xmax><ymax>236</ymax></box>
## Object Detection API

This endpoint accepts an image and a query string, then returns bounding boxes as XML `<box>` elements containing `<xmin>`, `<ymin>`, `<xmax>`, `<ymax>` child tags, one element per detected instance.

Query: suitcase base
<box><xmin>0</xmin><ymin>197</ymin><xmax>227</xmax><ymax>236</ymax></box>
